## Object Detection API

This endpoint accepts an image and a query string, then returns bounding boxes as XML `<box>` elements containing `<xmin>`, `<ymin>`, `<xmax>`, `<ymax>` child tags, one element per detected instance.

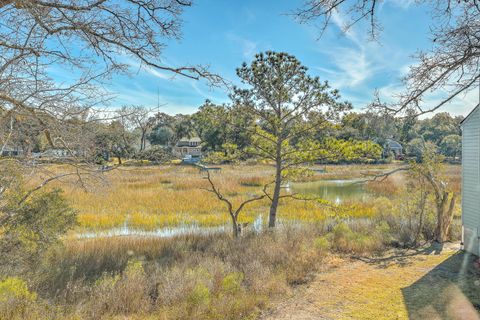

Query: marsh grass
<box><xmin>38</xmin><ymin>164</ymin><xmax>461</xmax><ymax>235</ymax></box>
<box><xmin>365</xmin><ymin>176</ymin><xmax>403</xmax><ymax>196</ymax></box>
<box><xmin>41</xmin><ymin>165</ymin><xmax>321</xmax><ymax>231</ymax></box>
<box><xmin>316</xmin><ymin>164</ymin><xmax>398</xmax><ymax>180</ymax></box>
<box><xmin>238</xmin><ymin>176</ymin><xmax>267</xmax><ymax>187</ymax></box>
<box><xmin>27</xmin><ymin>226</ymin><xmax>335</xmax><ymax>320</ymax></box>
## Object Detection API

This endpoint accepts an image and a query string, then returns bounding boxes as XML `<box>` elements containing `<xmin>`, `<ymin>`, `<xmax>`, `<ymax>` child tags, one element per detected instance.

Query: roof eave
<box><xmin>460</xmin><ymin>103</ymin><xmax>480</xmax><ymax>126</ymax></box>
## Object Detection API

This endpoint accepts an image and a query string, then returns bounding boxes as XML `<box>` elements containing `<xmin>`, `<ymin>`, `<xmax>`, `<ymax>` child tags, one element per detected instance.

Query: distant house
<box><xmin>172</xmin><ymin>137</ymin><xmax>202</xmax><ymax>158</ymax></box>
<box><xmin>460</xmin><ymin>104</ymin><xmax>479</xmax><ymax>255</ymax></box>
<box><xmin>41</xmin><ymin>148</ymin><xmax>86</xmax><ymax>159</ymax></box>
<box><xmin>0</xmin><ymin>145</ymin><xmax>23</xmax><ymax>157</ymax></box>
<box><xmin>383</xmin><ymin>139</ymin><xmax>404</xmax><ymax>160</ymax></box>
<box><xmin>42</xmin><ymin>148</ymin><xmax>71</xmax><ymax>158</ymax></box>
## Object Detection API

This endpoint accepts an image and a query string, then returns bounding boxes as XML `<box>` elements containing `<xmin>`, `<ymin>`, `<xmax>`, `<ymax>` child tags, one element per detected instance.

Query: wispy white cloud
<box><xmin>426</xmin><ymin>88</ymin><xmax>480</xmax><ymax>117</ymax></box>
<box><xmin>242</xmin><ymin>7</ymin><xmax>257</xmax><ymax>24</ymax></box>
<box><xmin>330</xmin><ymin>11</ymin><xmax>362</xmax><ymax>46</ymax></box>
<box><xmin>190</xmin><ymin>81</ymin><xmax>228</xmax><ymax>103</ymax></box>
<box><xmin>106</xmin><ymin>51</ymin><xmax>230</xmax><ymax>114</ymax></box>
<box><xmin>120</xmin><ymin>55</ymin><xmax>173</xmax><ymax>80</ymax></box>
<box><xmin>313</xmin><ymin>10</ymin><xmax>423</xmax><ymax>112</ymax></box>
<box><xmin>226</xmin><ymin>33</ymin><xmax>259</xmax><ymax>59</ymax></box>
<box><xmin>385</xmin><ymin>0</ymin><xmax>416</xmax><ymax>10</ymax></box>
<box><xmin>143</xmin><ymin>67</ymin><xmax>172</xmax><ymax>80</ymax></box>
<box><xmin>314</xmin><ymin>11</ymin><xmax>381</xmax><ymax>89</ymax></box>
<box><xmin>316</xmin><ymin>48</ymin><xmax>373</xmax><ymax>88</ymax></box>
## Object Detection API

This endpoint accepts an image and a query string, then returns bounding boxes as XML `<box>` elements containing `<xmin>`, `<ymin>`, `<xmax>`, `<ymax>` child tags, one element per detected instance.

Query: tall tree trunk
<box><xmin>413</xmin><ymin>190</ymin><xmax>428</xmax><ymax>246</ymax></box>
<box><xmin>231</xmin><ymin>215</ymin><xmax>239</xmax><ymax>238</ymax></box>
<box><xmin>117</xmin><ymin>156</ymin><xmax>122</xmax><ymax>165</ymax></box>
<box><xmin>434</xmin><ymin>192</ymin><xmax>456</xmax><ymax>243</ymax></box>
<box><xmin>140</xmin><ymin>131</ymin><xmax>146</xmax><ymax>151</ymax></box>
<box><xmin>268</xmin><ymin>140</ymin><xmax>282</xmax><ymax>228</ymax></box>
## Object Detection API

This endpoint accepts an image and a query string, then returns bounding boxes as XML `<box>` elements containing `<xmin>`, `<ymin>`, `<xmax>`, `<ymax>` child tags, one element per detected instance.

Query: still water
<box><xmin>290</xmin><ymin>179</ymin><xmax>370</xmax><ymax>204</ymax></box>
<box><xmin>77</xmin><ymin>214</ymin><xmax>265</xmax><ymax>239</ymax></box>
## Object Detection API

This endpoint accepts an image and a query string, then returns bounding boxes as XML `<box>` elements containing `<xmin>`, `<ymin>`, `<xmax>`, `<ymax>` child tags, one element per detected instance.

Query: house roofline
<box><xmin>460</xmin><ymin>104</ymin><xmax>480</xmax><ymax>126</ymax></box>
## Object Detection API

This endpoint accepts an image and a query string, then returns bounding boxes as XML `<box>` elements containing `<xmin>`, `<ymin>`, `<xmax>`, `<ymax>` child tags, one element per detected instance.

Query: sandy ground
<box><xmin>260</xmin><ymin>243</ymin><xmax>480</xmax><ymax>320</ymax></box>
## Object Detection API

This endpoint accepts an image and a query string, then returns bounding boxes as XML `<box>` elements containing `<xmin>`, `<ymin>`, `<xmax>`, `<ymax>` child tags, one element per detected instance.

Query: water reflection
<box><xmin>77</xmin><ymin>214</ymin><xmax>265</xmax><ymax>239</ymax></box>
<box><xmin>290</xmin><ymin>179</ymin><xmax>369</xmax><ymax>204</ymax></box>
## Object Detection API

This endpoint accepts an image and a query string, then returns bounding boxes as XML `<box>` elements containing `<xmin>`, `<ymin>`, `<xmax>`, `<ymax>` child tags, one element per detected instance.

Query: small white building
<box><xmin>0</xmin><ymin>145</ymin><xmax>24</xmax><ymax>157</ymax></box>
<box><xmin>383</xmin><ymin>139</ymin><xmax>404</xmax><ymax>160</ymax></box>
<box><xmin>42</xmin><ymin>148</ymin><xmax>71</xmax><ymax>158</ymax></box>
<box><xmin>41</xmin><ymin>148</ymin><xmax>86</xmax><ymax>159</ymax></box>
<box><xmin>461</xmin><ymin>104</ymin><xmax>480</xmax><ymax>255</ymax></box>
<box><xmin>172</xmin><ymin>137</ymin><xmax>202</xmax><ymax>158</ymax></box>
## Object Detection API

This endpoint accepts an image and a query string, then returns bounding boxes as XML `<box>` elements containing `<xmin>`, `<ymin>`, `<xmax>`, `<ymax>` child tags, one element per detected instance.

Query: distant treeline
<box><xmin>0</xmin><ymin>102</ymin><xmax>463</xmax><ymax>164</ymax></box>
<box><xmin>148</xmin><ymin>102</ymin><xmax>463</xmax><ymax>162</ymax></box>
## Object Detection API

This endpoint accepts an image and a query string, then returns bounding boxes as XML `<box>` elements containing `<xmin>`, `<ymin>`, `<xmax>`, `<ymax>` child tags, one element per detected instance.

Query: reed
<box><xmin>40</xmin><ymin>164</ymin><xmax>460</xmax><ymax>233</ymax></box>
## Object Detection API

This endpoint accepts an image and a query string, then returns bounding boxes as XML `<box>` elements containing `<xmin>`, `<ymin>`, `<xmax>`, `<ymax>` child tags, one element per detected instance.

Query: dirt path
<box><xmin>261</xmin><ymin>244</ymin><xmax>480</xmax><ymax>320</ymax></box>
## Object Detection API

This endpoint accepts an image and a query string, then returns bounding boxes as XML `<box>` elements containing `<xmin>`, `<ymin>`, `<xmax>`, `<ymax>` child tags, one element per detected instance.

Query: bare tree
<box><xmin>293</xmin><ymin>0</ymin><xmax>480</xmax><ymax>115</ymax></box>
<box><xmin>365</xmin><ymin>143</ymin><xmax>457</xmax><ymax>244</ymax></box>
<box><xmin>410</xmin><ymin>145</ymin><xmax>457</xmax><ymax>243</ymax></box>
<box><xmin>118</xmin><ymin>106</ymin><xmax>158</xmax><ymax>151</ymax></box>
<box><xmin>204</xmin><ymin>170</ymin><xmax>267</xmax><ymax>238</ymax></box>
<box><xmin>0</xmin><ymin>0</ymin><xmax>224</xmax><ymax>204</ymax></box>
<box><xmin>0</xmin><ymin>0</ymin><xmax>222</xmax><ymax>158</ymax></box>
<box><xmin>0</xmin><ymin>0</ymin><xmax>221</xmax><ymax>80</ymax></box>
<box><xmin>204</xmin><ymin>169</ymin><xmax>345</xmax><ymax>237</ymax></box>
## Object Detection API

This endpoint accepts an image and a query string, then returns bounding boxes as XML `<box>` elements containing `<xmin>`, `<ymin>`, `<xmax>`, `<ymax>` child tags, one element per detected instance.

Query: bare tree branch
<box><xmin>293</xmin><ymin>0</ymin><xmax>480</xmax><ymax>115</ymax></box>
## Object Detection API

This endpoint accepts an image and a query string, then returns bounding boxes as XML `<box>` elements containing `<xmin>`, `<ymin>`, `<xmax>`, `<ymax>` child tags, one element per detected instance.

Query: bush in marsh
<box><xmin>238</xmin><ymin>176</ymin><xmax>266</xmax><ymax>187</ymax></box>
<box><xmin>0</xmin><ymin>277</ymin><xmax>39</xmax><ymax>319</ymax></box>
<box><xmin>374</xmin><ymin>180</ymin><xmax>462</xmax><ymax>247</ymax></box>
<box><xmin>329</xmin><ymin>222</ymin><xmax>388</xmax><ymax>255</ymax></box>
<box><xmin>0</xmin><ymin>188</ymin><xmax>77</xmax><ymax>277</ymax></box>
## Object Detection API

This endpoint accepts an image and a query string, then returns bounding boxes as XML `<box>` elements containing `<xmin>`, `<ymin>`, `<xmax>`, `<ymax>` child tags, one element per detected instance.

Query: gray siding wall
<box><xmin>462</xmin><ymin>106</ymin><xmax>480</xmax><ymax>255</ymax></box>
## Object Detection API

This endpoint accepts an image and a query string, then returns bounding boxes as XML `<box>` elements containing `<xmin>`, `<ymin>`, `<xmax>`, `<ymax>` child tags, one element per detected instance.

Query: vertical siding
<box><xmin>462</xmin><ymin>106</ymin><xmax>480</xmax><ymax>254</ymax></box>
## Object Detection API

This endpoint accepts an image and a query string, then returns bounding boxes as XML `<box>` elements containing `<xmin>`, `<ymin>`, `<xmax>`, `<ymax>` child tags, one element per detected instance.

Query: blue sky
<box><xmin>109</xmin><ymin>0</ymin><xmax>477</xmax><ymax>116</ymax></box>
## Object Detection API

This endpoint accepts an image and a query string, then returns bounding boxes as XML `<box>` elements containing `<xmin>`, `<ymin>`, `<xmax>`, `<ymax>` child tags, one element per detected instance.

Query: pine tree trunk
<box><xmin>268</xmin><ymin>141</ymin><xmax>282</xmax><ymax>228</ymax></box>
<box><xmin>268</xmin><ymin>174</ymin><xmax>281</xmax><ymax>228</ymax></box>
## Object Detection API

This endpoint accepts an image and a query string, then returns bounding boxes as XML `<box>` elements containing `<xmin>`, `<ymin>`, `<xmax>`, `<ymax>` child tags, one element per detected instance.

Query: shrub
<box><xmin>330</xmin><ymin>222</ymin><xmax>386</xmax><ymax>255</ymax></box>
<box><xmin>132</xmin><ymin>146</ymin><xmax>173</xmax><ymax>163</ymax></box>
<box><xmin>0</xmin><ymin>189</ymin><xmax>77</xmax><ymax>276</ymax></box>
<box><xmin>374</xmin><ymin>187</ymin><xmax>462</xmax><ymax>247</ymax></box>
<box><xmin>203</xmin><ymin>144</ymin><xmax>240</xmax><ymax>164</ymax></box>
<box><xmin>314</xmin><ymin>236</ymin><xmax>330</xmax><ymax>253</ymax></box>
<box><xmin>31</xmin><ymin>227</ymin><xmax>329</xmax><ymax>319</ymax></box>
<box><xmin>188</xmin><ymin>283</ymin><xmax>211</xmax><ymax>306</ymax></box>
<box><xmin>221</xmin><ymin>272</ymin><xmax>244</xmax><ymax>294</ymax></box>
<box><xmin>83</xmin><ymin>258</ymin><xmax>151</xmax><ymax>319</ymax></box>
<box><xmin>238</xmin><ymin>176</ymin><xmax>264</xmax><ymax>187</ymax></box>
<box><xmin>0</xmin><ymin>277</ymin><xmax>36</xmax><ymax>303</ymax></box>
<box><xmin>0</xmin><ymin>277</ymin><xmax>37</xmax><ymax>319</ymax></box>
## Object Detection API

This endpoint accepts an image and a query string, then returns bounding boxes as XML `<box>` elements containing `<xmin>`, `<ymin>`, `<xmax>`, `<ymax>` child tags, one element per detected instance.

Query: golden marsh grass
<box><xmin>40</xmin><ymin>163</ymin><xmax>460</xmax><ymax>232</ymax></box>
<box><xmin>47</xmin><ymin>164</ymin><xmax>275</xmax><ymax>231</ymax></box>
